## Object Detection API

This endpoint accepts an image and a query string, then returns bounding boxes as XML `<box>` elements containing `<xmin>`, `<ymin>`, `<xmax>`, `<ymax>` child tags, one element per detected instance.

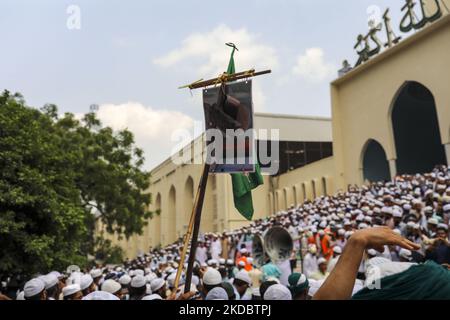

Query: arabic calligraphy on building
<box><xmin>353</xmin><ymin>0</ymin><xmax>448</xmax><ymax>67</ymax></box>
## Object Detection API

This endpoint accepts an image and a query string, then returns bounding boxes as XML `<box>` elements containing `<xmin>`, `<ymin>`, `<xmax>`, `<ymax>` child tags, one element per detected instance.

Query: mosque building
<box><xmin>103</xmin><ymin>0</ymin><xmax>450</xmax><ymax>258</ymax></box>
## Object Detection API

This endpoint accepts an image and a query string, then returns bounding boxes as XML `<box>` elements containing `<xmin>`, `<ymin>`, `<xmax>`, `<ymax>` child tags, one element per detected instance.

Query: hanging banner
<box><xmin>203</xmin><ymin>80</ymin><xmax>255</xmax><ymax>174</ymax></box>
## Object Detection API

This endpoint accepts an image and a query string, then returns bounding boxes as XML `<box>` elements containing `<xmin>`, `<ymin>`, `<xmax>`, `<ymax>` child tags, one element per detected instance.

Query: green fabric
<box><xmin>288</xmin><ymin>273</ymin><xmax>309</xmax><ymax>296</ymax></box>
<box><xmin>352</xmin><ymin>261</ymin><xmax>450</xmax><ymax>300</ymax></box>
<box><xmin>226</xmin><ymin>45</ymin><xmax>264</xmax><ymax>221</ymax></box>
<box><xmin>261</xmin><ymin>263</ymin><xmax>282</xmax><ymax>282</ymax></box>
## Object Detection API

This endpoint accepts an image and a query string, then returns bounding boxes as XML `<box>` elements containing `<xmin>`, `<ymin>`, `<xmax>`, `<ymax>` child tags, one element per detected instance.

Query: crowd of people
<box><xmin>1</xmin><ymin>165</ymin><xmax>450</xmax><ymax>300</ymax></box>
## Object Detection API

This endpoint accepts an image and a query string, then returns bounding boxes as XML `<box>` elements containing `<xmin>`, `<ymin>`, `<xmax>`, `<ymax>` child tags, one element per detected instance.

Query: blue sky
<box><xmin>0</xmin><ymin>0</ymin><xmax>414</xmax><ymax>169</ymax></box>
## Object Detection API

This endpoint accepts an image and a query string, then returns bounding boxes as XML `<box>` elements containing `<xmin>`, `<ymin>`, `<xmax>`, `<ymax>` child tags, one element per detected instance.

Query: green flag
<box><xmin>226</xmin><ymin>44</ymin><xmax>264</xmax><ymax>221</ymax></box>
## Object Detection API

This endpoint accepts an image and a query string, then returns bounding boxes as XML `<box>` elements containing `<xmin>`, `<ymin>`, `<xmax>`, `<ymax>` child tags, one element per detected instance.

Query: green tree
<box><xmin>0</xmin><ymin>90</ymin><xmax>152</xmax><ymax>275</ymax></box>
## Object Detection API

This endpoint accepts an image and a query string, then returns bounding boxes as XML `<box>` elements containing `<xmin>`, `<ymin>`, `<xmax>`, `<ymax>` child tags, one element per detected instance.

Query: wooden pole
<box><xmin>184</xmin><ymin>163</ymin><xmax>210</xmax><ymax>293</ymax></box>
<box><xmin>172</xmin><ymin>164</ymin><xmax>205</xmax><ymax>292</ymax></box>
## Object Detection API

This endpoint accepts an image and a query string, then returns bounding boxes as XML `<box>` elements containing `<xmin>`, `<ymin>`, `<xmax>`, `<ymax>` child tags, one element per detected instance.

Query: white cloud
<box><xmin>96</xmin><ymin>102</ymin><xmax>195</xmax><ymax>170</ymax></box>
<box><xmin>154</xmin><ymin>24</ymin><xmax>277</xmax><ymax>112</ymax></box>
<box><xmin>292</xmin><ymin>48</ymin><xmax>336</xmax><ymax>83</ymax></box>
<box><xmin>153</xmin><ymin>24</ymin><xmax>278</xmax><ymax>75</ymax></box>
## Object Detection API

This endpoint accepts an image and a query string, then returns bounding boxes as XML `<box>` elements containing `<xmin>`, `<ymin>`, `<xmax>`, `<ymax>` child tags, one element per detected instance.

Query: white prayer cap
<box><xmin>399</xmin><ymin>249</ymin><xmax>412</xmax><ymax>260</ymax></box>
<box><xmin>205</xmin><ymin>287</ymin><xmax>228</xmax><ymax>300</ymax></box>
<box><xmin>43</xmin><ymin>274</ymin><xmax>59</xmax><ymax>290</ymax></box>
<box><xmin>406</xmin><ymin>221</ymin><xmax>415</xmax><ymax>228</ymax></box>
<box><xmin>403</xmin><ymin>204</ymin><xmax>412</xmax><ymax>211</ymax></box>
<box><xmin>238</xmin><ymin>261</ymin><xmax>246</xmax><ymax>267</ymax></box>
<box><xmin>240</xmin><ymin>248</ymin><xmax>248</xmax><ymax>254</ymax></box>
<box><xmin>48</xmin><ymin>271</ymin><xmax>63</xmax><ymax>279</ymax></box>
<box><xmin>208</xmin><ymin>259</ymin><xmax>218</xmax><ymax>266</ymax></box>
<box><xmin>428</xmin><ymin>218</ymin><xmax>438</xmax><ymax>225</ymax></box>
<box><xmin>131</xmin><ymin>275</ymin><xmax>146</xmax><ymax>288</ymax></box>
<box><xmin>133</xmin><ymin>269</ymin><xmax>145</xmax><ymax>277</ymax></box>
<box><xmin>90</xmin><ymin>269</ymin><xmax>102</xmax><ymax>279</ymax></box>
<box><xmin>200</xmin><ymin>262</ymin><xmax>208</xmax><ymax>268</ymax></box>
<box><xmin>443</xmin><ymin>204</ymin><xmax>450</xmax><ymax>212</ymax></box>
<box><xmin>219</xmin><ymin>258</ymin><xmax>226</xmax><ymax>265</ymax></box>
<box><xmin>62</xmin><ymin>284</ymin><xmax>81</xmax><ymax>297</ymax></box>
<box><xmin>247</xmin><ymin>257</ymin><xmax>253</xmax><ymax>264</ymax></box>
<box><xmin>367</xmin><ymin>249</ymin><xmax>377</xmax><ymax>257</ymax></box>
<box><xmin>319</xmin><ymin>221</ymin><xmax>327</xmax><ymax>228</ymax></box>
<box><xmin>141</xmin><ymin>294</ymin><xmax>163</xmax><ymax>300</ymax></box>
<box><xmin>226</xmin><ymin>259</ymin><xmax>234</xmax><ymax>265</ymax></box>
<box><xmin>80</xmin><ymin>274</ymin><xmax>94</xmax><ymax>291</ymax></box>
<box><xmin>101</xmin><ymin>279</ymin><xmax>121</xmax><ymax>294</ymax></box>
<box><xmin>318</xmin><ymin>230</ymin><xmax>325</xmax><ymax>236</ymax></box>
<box><xmin>338</xmin><ymin>229</ymin><xmax>346</xmax><ymax>236</ymax></box>
<box><xmin>234</xmin><ymin>270</ymin><xmax>252</xmax><ymax>285</ymax></box>
<box><xmin>317</xmin><ymin>258</ymin><xmax>327</xmax><ymax>265</ymax></box>
<box><xmin>333</xmin><ymin>246</ymin><xmax>342</xmax><ymax>254</ymax></box>
<box><xmin>119</xmin><ymin>274</ymin><xmax>131</xmax><ymax>286</ymax></box>
<box><xmin>393</xmin><ymin>229</ymin><xmax>402</xmax><ymax>235</ymax></box>
<box><xmin>82</xmin><ymin>291</ymin><xmax>119</xmax><ymax>300</ymax></box>
<box><xmin>393</xmin><ymin>208</ymin><xmax>403</xmax><ymax>218</ymax></box>
<box><xmin>145</xmin><ymin>273</ymin><xmax>157</xmax><ymax>283</ymax></box>
<box><xmin>424</xmin><ymin>206</ymin><xmax>433</xmax><ymax>213</ymax></box>
<box><xmin>437</xmin><ymin>223</ymin><xmax>448</xmax><ymax>231</ymax></box>
<box><xmin>24</xmin><ymin>278</ymin><xmax>45</xmax><ymax>298</ymax></box>
<box><xmin>16</xmin><ymin>291</ymin><xmax>25</xmax><ymax>300</ymax></box>
<box><xmin>263</xmin><ymin>284</ymin><xmax>292</xmax><ymax>300</ymax></box>
<box><xmin>150</xmin><ymin>278</ymin><xmax>165</xmax><ymax>292</ymax></box>
<box><xmin>203</xmin><ymin>268</ymin><xmax>222</xmax><ymax>286</ymax></box>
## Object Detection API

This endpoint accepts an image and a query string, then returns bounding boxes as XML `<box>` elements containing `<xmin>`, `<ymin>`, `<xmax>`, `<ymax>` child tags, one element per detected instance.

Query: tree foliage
<box><xmin>0</xmin><ymin>90</ymin><xmax>152</xmax><ymax>275</ymax></box>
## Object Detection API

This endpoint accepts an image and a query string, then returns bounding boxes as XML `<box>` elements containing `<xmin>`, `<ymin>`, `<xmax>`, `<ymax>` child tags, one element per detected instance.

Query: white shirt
<box><xmin>195</xmin><ymin>246</ymin><xmax>208</xmax><ymax>264</ymax></box>
<box><xmin>303</xmin><ymin>253</ymin><xmax>318</xmax><ymax>278</ymax></box>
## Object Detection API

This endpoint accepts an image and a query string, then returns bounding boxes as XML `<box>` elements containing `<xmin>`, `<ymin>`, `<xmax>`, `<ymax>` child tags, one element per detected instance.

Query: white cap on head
<box><xmin>101</xmin><ymin>279</ymin><xmax>121</xmax><ymax>294</ymax></box>
<box><xmin>150</xmin><ymin>278</ymin><xmax>165</xmax><ymax>292</ymax></box>
<box><xmin>443</xmin><ymin>204</ymin><xmax>450</xmax><ymax>212</ymax></box>
<box><xmin>82</xmin><ymin>291</ymin><xmax>119</xmax><ymax>300</ymax></box>
<box><xmin>131</xmin><ymin>275</ymin><xmax>146</xmax><ymax>288</ymax></box>
<box><xmin>119</xmin><ymin>274</ymin><xmax>131</xmax><ymax>285</ymax></box>
<box><xmin>317</xmin><ymin>257</ymin><xmax>327</xmax><ymax>265</ymax></box>
<box><xmin>205</xmin><ymin>287</ymin><xmax>228</xmax><ymax>300</ymax></box>
<box><xmin>238</xmin><ymin>261</ymin><xmax>246</xmax><ymax>267</ymax></box>
<box><xmin>62</xmin><ymin>284</ymin><xmax>81</xmax><ymax>297</ymax></box>
<box><xmin>90</xmin><ymin>269</ymin><xmax>102</xmax><ymax>279</ymax></box>
<box><xmin>399</xmin><ymin>249</ymin><xmax>412</xmax><ymax>261</ymax></box>
<box><xmin>393</xmin><ymin>209</ymin><xmax>403</xmax><ymax>218</ymax></box>
<box><xmin>240</xmin><ymin>248</ymin><xmax>248</xmax><ymax>254</ymax></box>
<box><xmin>428</xmin><ymin>218</ymin><xmax>438</xmax><ymax>225</ymax></box>
<box><xmin>24</xmin><ymin>278</ymin><xmax>45</xmax><ymax>298</ymax></box>
<box><xmin>203</xmin><ymin>268</ymin><xmax>222</xmax><ymax>286</ymax></box>
<box><xmin>333</xmin><ymin>246</ymin><xmax>342</xmax><ymax>254</ymax></box>
<box><xmin>43</xmin><ymin>274</ymin><xmax>59</xmax><ymax>290</ymax></box>
<box><xmin>367</xmin><ymin>249</ymin><xmax>377</xmax><ymax>256</ymax></box>
<box><xmin>133</xmin><ymin>269</ymin><xmax>145</xmax><ymax>277</ymax></box>
<box><xmin>48</xmin><ymin>271</ymin><xmax>63</xmax><ymax>279</ymax></box>
<box><xmin>234</xmin><ymin>270</ymin><xmax>252</xmax><ymax>285</ymax></box>
<box><xmin>80</xmin><ymin>274</ymin><xmax>94</xmax><ymax>291</ymax></box>
<box><xmin>263</xmin><ymin>284</ymin><xmax>292</xmax><ymax>300</ymax></box>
